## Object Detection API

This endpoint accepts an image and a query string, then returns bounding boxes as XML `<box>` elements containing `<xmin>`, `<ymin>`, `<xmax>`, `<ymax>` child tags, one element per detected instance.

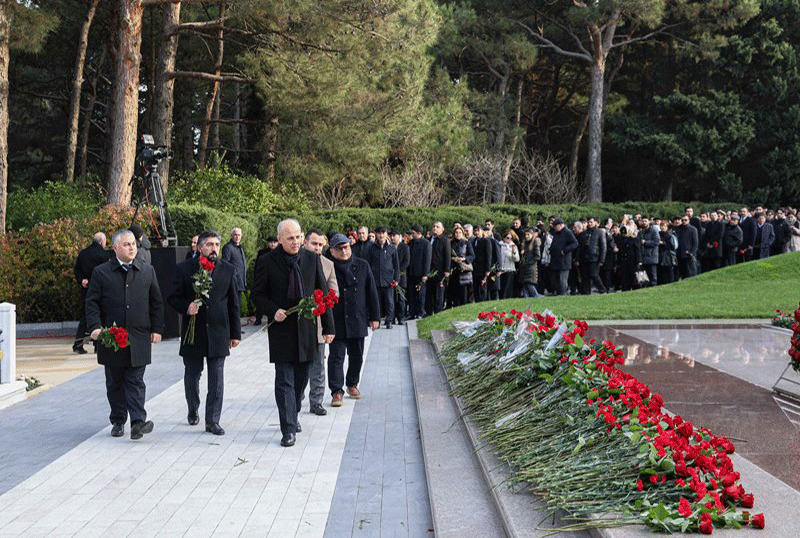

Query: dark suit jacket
<box><xmin>167</xmin><ymin>257</ymin><xmax>242</xmax><ymax>359</ymax></box>
<box><xmin>75</xmin><ymin>242</ymin><xmax>111</xmax><ymax>286</ymax></box>
<box><xmin>328</xmin><ymin>256</ymin><xmax>380</xmax><ymax>340</ymax></box>
<box><xmin>251</xmin><ymin>246</ymin><xmax>334</xmax><ymax>364</ymax></box>
<box><xmin>85</xmin><ymin>258</ymin><xmax>164</xmax><ymax>368</ymax></box>
<box><xmin>395</xmin><ymin>241</ymin><xmax>410</xmax><ymax>287</ymax></box>
<box><xmin>473</xmin><ymin>237</ymin><xmax>492</xmax><ymax>276</ymax></box>
<box><xmin>365</xmin><ymin>241</ymin><xmax>400</xmax><ymax>287</ymax></box>
<box><xmin>408</xmin><ymin>238</ymin><xmax>432</xmax><ymax>277</ymax></box>
<box><xmin>429</xmin><ymin>235</ymin><xmax>451</xmax><ymax>280</ymax></box>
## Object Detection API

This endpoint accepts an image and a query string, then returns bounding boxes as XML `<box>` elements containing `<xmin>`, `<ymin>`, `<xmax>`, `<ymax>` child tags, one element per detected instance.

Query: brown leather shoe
<box><xmin>347</xmin><ymin>386</ymin><xmax>361</xmax><ymax>399</ymax></box>
<box><xmin>331</xmin><ymin>392</ymin><xmax>344</xmax><ymax>407</ymax></box>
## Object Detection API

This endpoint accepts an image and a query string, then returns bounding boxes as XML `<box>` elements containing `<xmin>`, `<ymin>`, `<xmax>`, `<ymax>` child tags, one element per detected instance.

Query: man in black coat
<box><xmin>251</xmin><ymin>219</ymin><xmax>335</xmax><ymax>448</ymax></box>
<box><xmin>252</xmin><ymin>236</ymin><xmax>278</xmax><ymax>325</ymax></box>
<box><xmin>578</xmin><ymin>217</ymin><xmax>607</xmax><ymax>294</ymax></box>
<box><xmin>73</xmin><ymin>232</ymin><xmax>111</xmax><ymax>354</ymax></box>
<box><xmin>675</xmin><ymin>215</ymin><xmax>699</xmax><ymax>279</ymax></box>
<box><xmin>85</xmin><ymin>229</ymin><xmax>164</xmax><ymax>440</ymax></box>
<box><xmin>722</xmin><ymin>214</ymin><xmax>744</xmax><ymax>267</ymax></box>
<box><xmin>366</xmin><ymin>226</ymin><xmax>400</xmax><ymax>328</ymax></box>
<box><xmin>738</xmin><ymin>207</ymin><xmax>756</xmax><ymax>263</ymax></box>
<box><xmin>548</xmin><ymin>218</ymin><xmax>579</xmax><ymax>295</ymax></box>
<box><xmin>351</xmin><ymin>226</ymin><xmax>372</xmax><ymax>260</ymax></box>
<box><xmin>471</xmin><ymin>226</ymin><xmax>493</xmax><ymax>302</ymax></box>
<box><xmin>325</xmin><ymin>234</ymin><xmax>380</xmax><ymax>407</ymax></box>
<box><xmin>390</xmin><ymin>230</ymin><xmax>410</xmax><ymax>324</ymax></box>
<box><xmin>167</xmin><ymin>230</ymin><xmax>241</xmax><ymax>436</ymax></box>
<box><xmin>426</xmin><ymin>221</ymin><xmax>451</xmax><ymax>315</ymax></box>
<box><xmin>406</xmin><ymin>225</ymin><xmax>431</xmax><ymax>320</ymax></box>
<box><xmin>753</xmin><ymin>212</ymin><xmax>775</xmax><ymax>259</ymax></box>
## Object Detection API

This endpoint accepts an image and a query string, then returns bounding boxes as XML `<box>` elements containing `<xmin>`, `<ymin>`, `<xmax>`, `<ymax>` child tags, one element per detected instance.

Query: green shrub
<box><xmin>6</xmin><ymin>178</ymin><xmax>105</xmax><ymax>232</ymax></box>
<box><xmin>169</xmin><ymin>165</ymin><xmax>308</xmax><ymax>214</ymax></box>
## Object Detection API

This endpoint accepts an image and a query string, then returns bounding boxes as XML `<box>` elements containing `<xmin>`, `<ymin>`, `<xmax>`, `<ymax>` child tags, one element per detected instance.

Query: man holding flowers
<box><xmin>252</xmin><ymin>219</ymin><xmax>335</xmax><ymax>448</ymax></box>
<box><xmin>167</xmin><ymin>230</ymin><xmax>241</xmax><ymax>436</ymax></box>
<box><xmin>85</xmin><ymin>229</ymin><xmax>164</xmax><ymax>440</ymax></box>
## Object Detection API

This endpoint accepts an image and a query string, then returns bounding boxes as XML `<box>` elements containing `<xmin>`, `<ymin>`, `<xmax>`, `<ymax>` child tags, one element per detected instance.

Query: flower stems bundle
<box><xmin>439</xmin><ymin>309</ymin><xmax>765</xmax><ymax>534</ymax></box>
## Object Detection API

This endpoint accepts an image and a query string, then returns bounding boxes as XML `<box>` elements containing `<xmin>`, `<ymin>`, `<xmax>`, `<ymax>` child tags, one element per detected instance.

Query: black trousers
<box><xmin>377</xmin><ymin>286</ymin><xmax>395</xmax><ymax>324</ymax></box>
<box><xmin>183</xmin><ymin>355</ymin><xmax>225</xmax><ymax>424</ymax></box>
<box><xmin>580</xmin><ymin>262</ymin><xmax>606</xmax><ymax>294</ymax></box>
<box><xmin>407</xmin><ymin>276</ymin><xmax>426</xmax><ymax>318</ymax></box>
<box><xmin>274</xmin><ymin>361</ymin><xmax>309</xmax><ymax>436</ymax></box>
<box><xmin>425</xmin><ymin>279</ymin><xmax>445</xmax><ymax>315</ymax></box>
<box><xmin>74</xmin><ymin>288</ymin><xmax>88</xmax><ymax>349</ymax></box>
<box><xmin>643</xmin><ymin>263</ymin><xmax>658</xmax><ymax>287</ymax></box>
<box><xmin>473</xmin><ymin>277</ymin><xmax>487</xmax><ymax>302</ymax></box>
<box><xmin>394</xmin><ymin>283</ymin><xmax>407</xmax><ymax>322</ymax></box>
<box><xmin>104</xmin><ymin>364</ymin><xmax>147</xmax><ymax>425</ymax></box>
<box><xmin>328</xmin><ymin>337</ymin><xmax>365</xmax><ymax>394</ymax></box>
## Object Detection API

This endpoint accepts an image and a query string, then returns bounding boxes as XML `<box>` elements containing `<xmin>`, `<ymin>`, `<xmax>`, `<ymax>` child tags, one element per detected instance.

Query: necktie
<box><xmin>122</xmin><ymin>263</ymin><xmax>130</xmax><ymax>272</ymax></box>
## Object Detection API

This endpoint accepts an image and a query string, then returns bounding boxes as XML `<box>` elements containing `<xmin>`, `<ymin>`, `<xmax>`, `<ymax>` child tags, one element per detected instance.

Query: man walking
<box><xmin>426</xmin><ymin>221</ymin><xmax>451</xmax><ymax>315</ymax></box>
<box><xmin>167</xmin><ymin>230</ymin><xmax>241</xmax><ymax>436</ymax></box>
<box><xmin>252</xmin><ymin>219</ymin><xmax>334</xmax><ymax>448</ymax></box>
<box><xmin>366</xmin><ymin>226</ymin><xmax>400</xmax><ymax>328</ymax></box>
<box><xmin>85</xmin><ymin>229</ymin><xmax>164</xmax><ymax>440</ymax></box>
<box><xmin>302</xmin><ymin>229</ymin><xmax>339</xmax><ymax>416</ymax></box>
<box><xmin>326</xmin><ymin>234</ymin><xmax>380</xmax><ymax>406</ymax></box>
<box><xmin>406</xmin><ymin>225</ymin><xmax>431</xmax><ymax>320</ymax></box>
<box><xmin>73</xmin><ymin>232</ymin><xmax>110</xmax><ymax>354</ymax></box>
<box><xmin>390</xmin><ymin>229</ymin><xmax>409</xmax><ymax>325</ymax></box>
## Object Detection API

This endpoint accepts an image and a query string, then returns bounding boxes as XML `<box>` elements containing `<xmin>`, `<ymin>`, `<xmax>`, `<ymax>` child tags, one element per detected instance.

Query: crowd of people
<box><xmin>69</xmin><ymin>205</ymin><xmax>798</xmax><ymax>446</ymax></box>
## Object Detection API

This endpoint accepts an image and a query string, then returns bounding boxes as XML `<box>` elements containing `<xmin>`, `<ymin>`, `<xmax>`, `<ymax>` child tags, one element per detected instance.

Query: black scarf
<box><xmin>332</xmin><ymin>256</ymin><xmax>353</xmax><ymax>286</ymax></box>
<box><xmin>282</xmin><ymin>248</ymin><xmax>304</xmax><ymax>301</ymax></box>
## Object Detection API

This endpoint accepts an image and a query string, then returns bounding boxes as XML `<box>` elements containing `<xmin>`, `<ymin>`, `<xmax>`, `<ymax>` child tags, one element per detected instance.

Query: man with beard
<box><xmin>85</xmin><ymin>229</ymin><xmax>163</xmax><ymax>440</ymax></box>
<box><xmin>325</xmin><ymin>234</ymin><xmax>380</xmax><ymax>406</ymax></box>
<box><xmin>167</xmin><ymin>230</ymin><xmax>241</xmax><ymax>435</ymax></box>
<box><xmin>252</xmin><ymin>219</ymin><xmax>334</xmax><ymax>447</ymax></box>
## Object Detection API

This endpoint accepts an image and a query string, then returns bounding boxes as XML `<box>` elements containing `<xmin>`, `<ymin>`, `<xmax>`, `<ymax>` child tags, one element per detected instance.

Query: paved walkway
<box><xmin>0</xmin><ymin>324</ymin><xmax>431</xmax><ymax>537</ymax></box>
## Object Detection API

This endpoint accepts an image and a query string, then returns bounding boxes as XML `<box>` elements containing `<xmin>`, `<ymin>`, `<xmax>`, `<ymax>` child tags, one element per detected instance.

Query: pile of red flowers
<box><xmin>441</xmin><ymin>309</ymin><xmax>765</xmax><ymax>534</ymax></box>
<box><xmin>96</xmin><ymin>324</ymin><xmax>129</xmax><ymax>351</ymax></box>
<box><xmin>787</xmin><ymin>305</ymin><xmax>800</xmax><ymax>372</ymax></box>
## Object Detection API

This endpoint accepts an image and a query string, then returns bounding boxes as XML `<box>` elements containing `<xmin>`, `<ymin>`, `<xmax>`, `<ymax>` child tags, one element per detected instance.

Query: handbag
<box><xmin>458</xmin><ymin>261</ymin><xmax>473</xmax><ymax>272</ymax></box>
<box><xmin>635</xmin><ymin>270</ymin><xmax>649</xmax><ymax>285</ymax></box>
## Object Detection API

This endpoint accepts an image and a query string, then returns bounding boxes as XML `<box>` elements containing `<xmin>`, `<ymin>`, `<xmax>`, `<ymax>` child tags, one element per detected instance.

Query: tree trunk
<box><xmin>65</xmin><ymin>0</ymin><xmax>100</xmax><ymax>183</ymax></box>
<box><xmin>78</xmin><ymin>46</ymin><xmax>107</xmax><ymax>178</ymax></box>
<box><xmin>500</xmin><ymin>77</ymin><xmax>524</xmax><ymax>203</ymax></box>
<box><xmin>0</xmin><ymin>5</ymin><xmax>9</xmax><ymax>232</ymax></box>
<box><xmin>232</xmin><ymin>81</ymin><xmax>240</xmax><ymax>164</ymax></box>
<box><xmin>570</xmin><ymin>111</ymin><xmax>589</xmax><ymax>182</ymax></box>
<box><xmin>107</xmin><ymin>0</ymin><xmax>144</xmax><ymax>206</ymax></box>
<box><xmin>586</xmin><ymin>59</ymin><xmax>605</xmax><ymax>202</ymax></box>
<box><xmin>151</xmin><ymin>1</ymin><xmax>180</xmax><ymax>193</ymax></box>
<box><xmin>197</xmin><ymin>1</ymin><xmax>225</xmax><ymax>168</ymax></box>
<box><xmin>260</xmin><ymin>113</ymin><xmax>278</xmax><ymax>181</ymax></box>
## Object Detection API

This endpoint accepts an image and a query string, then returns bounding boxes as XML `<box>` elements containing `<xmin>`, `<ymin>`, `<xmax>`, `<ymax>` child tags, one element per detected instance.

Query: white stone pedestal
<box><xmin>0</xmin><ymin>303</ymin><xmax>26</xmax><ymax>409</ymax></box>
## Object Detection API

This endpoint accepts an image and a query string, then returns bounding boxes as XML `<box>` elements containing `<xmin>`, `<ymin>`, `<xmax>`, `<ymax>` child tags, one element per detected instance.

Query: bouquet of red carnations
<box><xmin>264</xmin><ymin>289</ymin><xmax>338</xmax><ymax>329</ymax></box>
<box><xmin>94</xmin><ymin>324</ymin><xmax>129</xmax><ymax>351</ymax></box>
<box><xmin>185</xmin><ymin>255</ymin><xmax>215</xmax><ymax>345</ymax></box>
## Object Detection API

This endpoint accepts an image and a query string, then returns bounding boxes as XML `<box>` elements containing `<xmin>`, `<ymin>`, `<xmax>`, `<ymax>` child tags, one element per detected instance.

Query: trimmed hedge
<box><xmin>5</xmin><ymin>200</ymin><xmax>740</xmax><ymax>323</ymax></box>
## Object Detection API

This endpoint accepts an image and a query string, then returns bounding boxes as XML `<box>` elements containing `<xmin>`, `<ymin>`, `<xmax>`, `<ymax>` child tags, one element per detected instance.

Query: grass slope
<box><xmin>417</xmin><ymin>251</ymin><xmax>800</xmax><ymax>339</ymax></box>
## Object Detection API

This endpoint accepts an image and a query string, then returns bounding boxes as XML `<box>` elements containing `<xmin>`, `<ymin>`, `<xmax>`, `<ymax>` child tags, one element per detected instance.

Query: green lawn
<box><xmin>416</xmin><ymin>251</ymin><xmax>800</xmax><ymax>339</ymax></box>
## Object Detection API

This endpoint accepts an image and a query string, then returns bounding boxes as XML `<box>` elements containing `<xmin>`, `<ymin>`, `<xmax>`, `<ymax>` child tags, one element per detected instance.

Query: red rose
<box><xmin>199</xmin><ymin>256</ymin><xmax>215</xmax><ymax>272</ymax></box>
<box><xmin>740</xmin><ymin>493</ymin><xmax>754</xmax><ymax>508</ymax></box>
<box><xmin>751</xmin><ymin>513</ymin><xmax>765</xmax><ymax>529</ymax></box>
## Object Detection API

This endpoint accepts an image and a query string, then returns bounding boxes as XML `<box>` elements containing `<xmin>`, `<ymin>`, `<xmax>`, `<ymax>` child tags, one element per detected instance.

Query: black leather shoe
<box><xmin>296</xmin><ymin>423</ymin><xmax>302</xmax><ymax>433</ymax></box>
<box><xmin>310</xmin><ymin>404</ymin><xmax>327</xmax><ymax>416</ymax></box>
<box><xmin>205</xmin><ymin>423</ymin><xmax>225</xmax><ymax>435</ymax></box>
<box><xmin>130</xmin><ymin>420</ymin><xmax>154</xmax><ymax>440</ymax></box>
<box><xmin>111</xmin><ymin>423</ymin><xmax>124</xmax><ymax>437</ymax></box>
<box><xmin>384</xmin><ymin>322</ymin><xmax>392</xmax><ymax>329</ymax></box>
<box><xmin>280</xmin><ymin>433</ymin><xmax>296</xmax><ymax>447</ymax></box>
<box><xmin>188</xmin><ymin>411</ymin><xmax>199</xmax><ymax>425</ymax></box>
<box><xmin>396</xmin><ymin>319</ymin><xmax>405</xmax><ymax>325</ymax></box>
<box><xmin>253</xmin><ymin>319</ymin><xmax>262</xmax><ymax>326</ymax></box>
<box><xmin>73</xmin><ymin>346</ymin><xmax>87</xmax><ymax>355</ymax></box>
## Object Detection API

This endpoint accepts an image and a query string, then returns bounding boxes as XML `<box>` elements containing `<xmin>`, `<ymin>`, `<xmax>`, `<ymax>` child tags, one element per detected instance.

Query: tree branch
<box><xmin>167</xmin><ymin>71</ymin><xmax>254</xmax><ymax>83</ymax></box>
<box><xmin>514</xmin><ymin>20</ymin><xmax>591</xmax><ymax>63</ymax></box>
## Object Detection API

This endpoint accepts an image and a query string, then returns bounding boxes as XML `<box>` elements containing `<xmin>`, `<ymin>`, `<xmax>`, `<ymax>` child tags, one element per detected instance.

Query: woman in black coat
<box><xmin>616</xmin><ymin>225</ymin><xmax>642</xmax><ymax>292</ymax></box>
<box><xmin>517</xmin><ymin>228</ymin><xmax>541</xmax><ymax>298</ymax></box>
<box><xmin>450</xmin><ymin>226</ymin><xmax>475</xmax><ymax>306</ymax></box>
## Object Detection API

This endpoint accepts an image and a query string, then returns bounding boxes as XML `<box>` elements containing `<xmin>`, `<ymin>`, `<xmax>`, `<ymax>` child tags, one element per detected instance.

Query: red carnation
<box><xmin>636</xmin><ymin>480</ymin><xmax>643</xmax><ymax>491</ymax></box>
<box><xmin>314</xmin><ymin>289</ymin><xmax>324</xmax><ymax>302</ymax></box>
<box><xmin>751</xmin><ymin>513</ymin><xmax>765</xmax><ymax>529</ymax></box>
<box><xmin>699</xmin><ymin>513</ymin><xmax>714</xmax><ymax>534</ymax></box>
<box><xmin>678</xmin><ymin>497</ymin><xmax>692</xmax><ymax>517</ymax></box>
<box><xmin>199</xmin><ymin>256</ymin><xmax>215</xmax><ymax>272</ymax></box>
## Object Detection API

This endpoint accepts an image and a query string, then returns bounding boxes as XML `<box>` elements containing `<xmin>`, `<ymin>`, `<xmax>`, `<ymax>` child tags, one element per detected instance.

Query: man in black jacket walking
<box><xmin>326</xmin><ymin>234</ymin><xmax>380</xmax><ymax>407</ymax></box>
<box><xmin>167</xmin><ymin>230</ymin><xmax>241</xmax><ymax>436</ymax></box>
<box><xmin>73</xmin><ymin>232</ymin><xmax>111</xmax><ymax>353</ymax></box>
<box><xmin>85</xmin><ymin>229</ymin><xmax>164</xmax><ymax>440</ymax></box>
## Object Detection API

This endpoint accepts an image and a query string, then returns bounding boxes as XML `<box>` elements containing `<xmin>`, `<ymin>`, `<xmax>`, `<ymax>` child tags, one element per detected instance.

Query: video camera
<box><xmin>137</xmin><ymin>134</ymin><xmax>172</xmax><ymax>166</ymax></box>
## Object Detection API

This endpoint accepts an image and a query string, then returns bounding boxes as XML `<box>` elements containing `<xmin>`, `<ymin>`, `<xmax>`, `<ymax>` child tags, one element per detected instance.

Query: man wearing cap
<box><xmin>325</xmin><ymin>234</ymin><xmax>380</xmax><ymax>406</ymax></box>
<box><xmin>389</xmin><ymin>230</ymin><xmax>409</xmax><ymax>325</ymax></box>
<box><xmin>548</xmin><ymin>218</ymin><xmax>578</xmax><ymax>295</ymax></box>
<box><xmin>407</xmin><ymin>225</ymin><xmax>431</xmax><ymax>319</ymax></box>
<box><xmin>722</xmin><ymin>214</ymin><xmax>743</xmax><ymax>267</ymax></box>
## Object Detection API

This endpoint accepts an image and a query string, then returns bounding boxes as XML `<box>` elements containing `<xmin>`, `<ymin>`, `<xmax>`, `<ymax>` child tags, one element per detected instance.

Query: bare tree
<box><xmin>379</xmin><ymin>157</ymin><xmax>446</xmax><ymax>208</ymax></box>
<box><xmin>318</xmin><ymin>177</ymin><xmax>361</xmax><ymax>210</ymax></box>
<box><xmin>507</xmin><ymin>152</ymin><xmax>584</xmax><ymax>205</ymax></box>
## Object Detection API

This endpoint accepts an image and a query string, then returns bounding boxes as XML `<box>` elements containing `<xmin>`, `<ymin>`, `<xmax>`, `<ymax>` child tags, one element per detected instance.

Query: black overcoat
<box><xmin>408</xmin><ymin>238</ymin><xmax>432</xmax><ymax>277</ymax></box>
<box><xmin>85</xmin><ymin>258</ymin><xmax>164</xmax><ymax>368</ymax></box>
<box><xmin>549</xmin><ymin>228</ymin><xmax>579</xmax><ymax>272</ymax></box>
<box><xmin>395</xmin><ymin>241</ymin><xmax>410</xmax><ymax>288</ymax></box>
<box><xmin>430</xmin><ymin>235</ymin><xmax>451</xmax><ymax>280</ymax></box>
<box><xmin>251</xmin><ymin>246</ymin><xmax>334</xmax><ymax>364</ymax></box>
<box><xmin>75</xmin><ymin>242</ymin><xmax>111</xmax><ymax>285</ymax></box>
<box><xmin>329</xmin><ymin>256</ymin><xmax>381</xmax><ymax>340</ymax></box>
<box><xmin>167</xmin><ymin>257</ymin><xmax>242</xmax><ymax>359</ymax></box>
